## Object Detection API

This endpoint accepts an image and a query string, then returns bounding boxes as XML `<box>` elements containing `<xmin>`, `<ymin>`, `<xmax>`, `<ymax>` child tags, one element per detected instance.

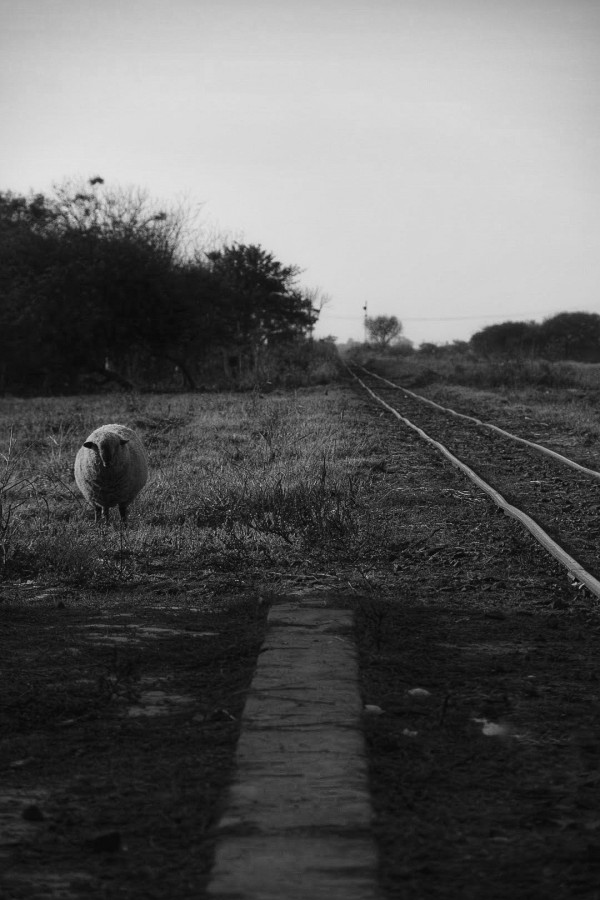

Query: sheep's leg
<box><xmin>94</xmin><ymin>505</ymin><xmax>104</xmax><ymax>523</ymax></box>
<box><xmin>118</xmin><ymin>503</ymin><xmax>129</xmax><ymax>524</ymax></box>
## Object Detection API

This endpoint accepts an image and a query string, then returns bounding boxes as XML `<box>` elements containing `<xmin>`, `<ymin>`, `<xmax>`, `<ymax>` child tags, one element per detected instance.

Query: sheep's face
<box><xmin>84</xmin><ymin>435</ymin><xmax>129</xmax><ymax>468</ymax></box>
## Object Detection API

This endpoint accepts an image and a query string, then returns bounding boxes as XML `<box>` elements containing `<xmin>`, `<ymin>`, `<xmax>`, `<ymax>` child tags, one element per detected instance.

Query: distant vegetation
<box><xmin>0</xmin><ymin>178</ymin><xmax>337</xmax><ymax>394</ymax></box>
<box><xmin>348</xmin><ymin>311</ymin><xmax>600</xmax><ymax>364</ymax></box>
<box><xmin>343</xmin><ymin>310</ymin><xmax>600</xmax><ymax>394</ymax></box>
<box><xmin>469</xmin><ymin>313</ymin><xmax>600</xmax><ymax>362</ymax></box>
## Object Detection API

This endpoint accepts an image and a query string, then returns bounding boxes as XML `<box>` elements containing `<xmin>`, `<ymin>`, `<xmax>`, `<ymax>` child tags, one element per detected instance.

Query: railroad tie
<box><xmin>207</xmin><ymin>598</ymin><xmax>382</xmax><ymax>900</ymax></box>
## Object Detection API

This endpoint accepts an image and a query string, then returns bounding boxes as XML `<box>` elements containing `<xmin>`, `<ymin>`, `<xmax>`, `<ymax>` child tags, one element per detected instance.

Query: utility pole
<box><xmin>363</xmin><ymin>302</ymin><xmax>368</xmax><ymax>343</ymax></box>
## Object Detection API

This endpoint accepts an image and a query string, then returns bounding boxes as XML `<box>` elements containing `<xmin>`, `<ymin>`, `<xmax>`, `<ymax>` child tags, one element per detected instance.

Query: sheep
<box><xmin>74</xmin><ymin>424</ymin><xmax>148</xmax><ymax>523</ymax></box>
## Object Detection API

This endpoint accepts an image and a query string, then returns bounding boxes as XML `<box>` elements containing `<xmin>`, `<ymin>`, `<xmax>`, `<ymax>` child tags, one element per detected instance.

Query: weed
<box><xmin>0</xmin><ymin>430</ymin><xmax>37</xmax><ymax>573</ymax></box>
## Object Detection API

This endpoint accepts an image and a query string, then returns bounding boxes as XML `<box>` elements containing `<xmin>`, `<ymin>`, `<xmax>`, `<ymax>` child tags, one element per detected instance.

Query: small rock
<box><xmin>473</xmin><ymin>717</ymin><xmax>511</xmax><ymax>738</ymax></box>
<box><xmin>364</xmin><ymin>704</ymin><xmax>384</xmax><ymax>715</ymax></box>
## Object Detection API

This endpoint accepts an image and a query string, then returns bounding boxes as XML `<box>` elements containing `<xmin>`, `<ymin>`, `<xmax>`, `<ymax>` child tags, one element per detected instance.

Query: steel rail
<box><xmin>351</xmin><ymin>368</ymin><xmax>600</xmax><ymax>601</ymax></box>
<box><xmin>359</xmin><ymin>365</ymin><xmax>600</xmax><ymax>483</ymax></box>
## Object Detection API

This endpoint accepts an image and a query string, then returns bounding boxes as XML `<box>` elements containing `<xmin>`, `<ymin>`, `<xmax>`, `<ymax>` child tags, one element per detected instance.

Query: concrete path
<box><xmin>207</xmin><ymin>597</ymin><xmax>382</xmax><ymax>900</ymax></box>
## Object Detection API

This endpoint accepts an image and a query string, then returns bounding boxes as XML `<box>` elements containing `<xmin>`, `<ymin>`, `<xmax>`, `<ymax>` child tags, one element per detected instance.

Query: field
<box><xmin>3</xmin><ymin>362</ymin><xmax>600</xmax><ymax>898</ymax></box>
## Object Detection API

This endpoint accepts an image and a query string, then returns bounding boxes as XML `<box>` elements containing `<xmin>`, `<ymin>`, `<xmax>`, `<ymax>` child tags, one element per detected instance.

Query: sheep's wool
<box><xmin>74</xmin><ymin>424</ymin><xmax>148</xmax><ymax>514</ymax></box>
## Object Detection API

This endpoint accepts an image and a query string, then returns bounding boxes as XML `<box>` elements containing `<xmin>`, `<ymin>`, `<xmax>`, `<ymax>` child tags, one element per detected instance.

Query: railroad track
<box><xmin>349</xmin><ymin>365</ymin><xmax>600</xmax><ymax>598</ymax></box>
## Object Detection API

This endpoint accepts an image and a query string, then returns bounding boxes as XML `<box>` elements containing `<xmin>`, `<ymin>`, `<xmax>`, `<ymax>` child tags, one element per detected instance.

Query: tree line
<box><xmin>359</xmin><ymin>312</ymin><xmax>600</xmax><ymax>362</ymax></box>
<box><xmin>469</xmin><ymin>313</ymin><xmax>600</xmax><ymax>362</ymax></box>
<box><xmin>0</xmin><ymin>179</ymin><xmax>323</xmax><ymax>392</ymax></box>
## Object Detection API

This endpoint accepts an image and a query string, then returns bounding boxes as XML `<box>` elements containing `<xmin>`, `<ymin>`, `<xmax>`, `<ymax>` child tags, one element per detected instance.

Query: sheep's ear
<box><xmin>84</xmin><ymin>441</ymin><xmax>98</xmax><ymax>451</ymax></box>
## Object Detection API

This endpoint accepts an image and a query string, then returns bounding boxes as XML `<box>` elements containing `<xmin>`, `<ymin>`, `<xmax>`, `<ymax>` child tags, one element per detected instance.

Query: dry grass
<box><xmin>0</xmin><ymin>387</ymin><xmax>381</xmax><ymax>586</ymax></box>
<box><xmin>357</xmin><ymin>351</ymin><xmax>600</xmax><ymax>393</ymax></box>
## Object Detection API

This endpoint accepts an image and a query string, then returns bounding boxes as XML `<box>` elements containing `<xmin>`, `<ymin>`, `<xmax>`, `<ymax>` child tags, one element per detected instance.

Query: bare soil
<box><xmin>0</xmin><ymin>583</ymin><xmax>266</xmax><ymax>899</ymax></box>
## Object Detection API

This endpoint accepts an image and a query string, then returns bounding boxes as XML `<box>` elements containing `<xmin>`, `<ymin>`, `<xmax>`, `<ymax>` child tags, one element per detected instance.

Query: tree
<box><xmin>0</xmin><ymin>190</ymin><xmax>67</xmax><ymax>388</ymax></box>
<box><xmin>0</xmin><ymin>180</ymin><xmax>212</xmax><ymax>389</ymax></box>
<box><xmin>0</xmin><ymin>183</ymin><xmax>322</xmax><ymax>391</ymax></box>
<box><xmin>537</xmin><ymin>312</ymin><xmax>600</xmax><ymax>362</ymax></box>
<box><xmin>470</xmin><ymin>312</ymin><xmax>600</xmax><ymax>362</ymax></box>
<box><xmin>470</xmin><ymin>321</ymin><xmax>539</xmax><ymax>358</ymax></box>
<box><xmin>206</xmin><ymin>243</ymin><xmax>318</xmax><ymax>348</ymax></box>
<box><xmin>365</xmin><ymin>315</ymin><xmax>402</xmax><ymax>348</ymax></box>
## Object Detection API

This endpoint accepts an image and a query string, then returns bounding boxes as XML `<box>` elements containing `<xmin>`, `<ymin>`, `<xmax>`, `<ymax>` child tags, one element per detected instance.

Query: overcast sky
<box><xmin>2</xmin><ymin>0</ymin><xmax>599</xmax><ymax>346</ymax></box>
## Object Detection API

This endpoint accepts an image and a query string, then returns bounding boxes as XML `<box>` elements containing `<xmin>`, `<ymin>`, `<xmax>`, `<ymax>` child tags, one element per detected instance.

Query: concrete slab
<box><xmin>207</xmin><ymin>598</ymin><xmax>382</xmax><ymax>900</ymax></box>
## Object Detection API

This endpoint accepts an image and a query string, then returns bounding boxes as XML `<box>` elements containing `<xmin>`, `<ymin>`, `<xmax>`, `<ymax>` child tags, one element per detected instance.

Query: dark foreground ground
<box><xmin>1</xmin><ymin>588</ymin><xmax>266</xmax><ymax>899</ymax></box>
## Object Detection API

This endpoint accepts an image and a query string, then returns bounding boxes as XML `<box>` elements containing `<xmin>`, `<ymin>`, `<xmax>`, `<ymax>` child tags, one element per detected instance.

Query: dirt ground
<box><xmin>350</xmin><ymin>377</ymin><xmax>600</xmax><ymax>899</ymax></box>
<box><xmin>0</xmin><ymin>581</ymin><xmax>267</xmax><ymax>900</ymax></box>
<box><xmin>2</xmin><ymin>379</ymin><xmax>600</xmax><ymax>898</ymax></box>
